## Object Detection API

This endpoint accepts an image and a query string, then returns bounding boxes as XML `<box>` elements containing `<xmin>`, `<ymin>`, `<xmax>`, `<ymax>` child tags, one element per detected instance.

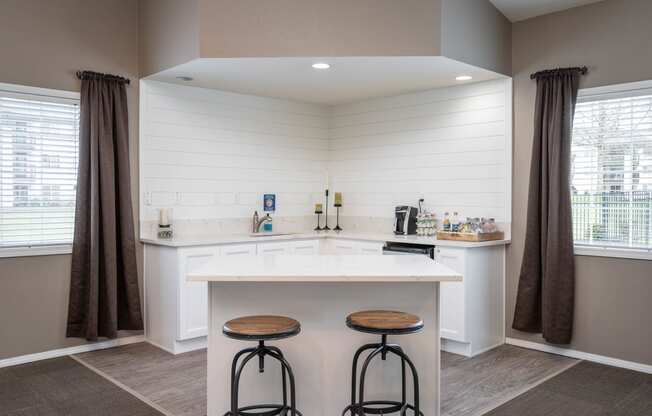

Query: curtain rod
<box><xmin>76</xmin><ymin>70</ymin><xmax>130</xmax><ymax>85</ymax></box>
<box><xmin>530</xmin><ymin>66</ymin><xmax>588</xmax><ymax>80</ymax></box>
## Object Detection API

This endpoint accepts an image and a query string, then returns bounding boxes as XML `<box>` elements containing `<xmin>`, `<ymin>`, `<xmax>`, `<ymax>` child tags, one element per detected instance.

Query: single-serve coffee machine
<box><xmin>394</xmin><ymin>206</ymin><xmax>418</xmax><ymax>235</ymax></box>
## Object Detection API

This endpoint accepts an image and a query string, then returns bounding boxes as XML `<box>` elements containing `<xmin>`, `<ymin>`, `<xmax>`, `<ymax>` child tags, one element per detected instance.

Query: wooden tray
<box><xmin>436</xmin><ymin>230</ymin><xmax>504</xmax><ymax>242</ymax></box>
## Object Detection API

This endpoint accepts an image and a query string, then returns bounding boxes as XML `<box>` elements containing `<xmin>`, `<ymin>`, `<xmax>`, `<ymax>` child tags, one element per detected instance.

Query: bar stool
<box><xmin>222</xmin><ymin>315</ymin><xmax>303</xmax><ymax>416</ymax></box>
<box><xmin>342</xmin><ymin>310</ymin><xmax>424</xmax><ymax>416</ymax></box>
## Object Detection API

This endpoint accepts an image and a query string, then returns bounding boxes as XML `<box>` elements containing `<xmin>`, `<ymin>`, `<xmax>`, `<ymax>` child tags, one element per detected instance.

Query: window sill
<box><xmin>0</xmin><ymin>244</ymin><xmax>73</xmax><ymax>258</ymax></box>
<box><xmin>574</xmin><ymin>245</ymin><xmax>652</xmax><ymax>261</ymax></box>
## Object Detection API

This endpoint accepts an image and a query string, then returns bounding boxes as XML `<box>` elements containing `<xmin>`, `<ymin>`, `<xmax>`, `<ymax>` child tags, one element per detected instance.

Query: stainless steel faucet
<box><xmin>252</xmin><ymin>211</ymin><xmax>272</xmax><ymax>233</ymax></box>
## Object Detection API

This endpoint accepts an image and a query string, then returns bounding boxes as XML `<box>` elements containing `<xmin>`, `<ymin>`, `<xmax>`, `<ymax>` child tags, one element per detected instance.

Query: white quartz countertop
<box><xmin>187</xmin><ymin>254</ymin><xmax>463</xmax><ymax>283</ymax></box>
<box><xmin>141</xmin><ymin>230</ymin><xmax>510</xmax><ymax>248</ymax></box>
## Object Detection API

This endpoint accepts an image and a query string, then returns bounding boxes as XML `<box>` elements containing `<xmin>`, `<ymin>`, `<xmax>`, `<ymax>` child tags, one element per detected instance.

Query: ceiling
<box><xmin>147</xmin><ymin>57</ymin><xmax>505</xmax><ymax>105</ymax></box>
<box><xmin>489</xmin><ymin>0</ymin><xmax>605</xmax><ymax>22</ymax></box>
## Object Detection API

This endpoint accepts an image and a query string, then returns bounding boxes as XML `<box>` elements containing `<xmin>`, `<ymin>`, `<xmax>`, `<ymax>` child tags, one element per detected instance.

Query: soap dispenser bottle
<box><xmin>263</xmin><ymin>213</ymin><xmax>273</xmax><ymax>232</ymax></box>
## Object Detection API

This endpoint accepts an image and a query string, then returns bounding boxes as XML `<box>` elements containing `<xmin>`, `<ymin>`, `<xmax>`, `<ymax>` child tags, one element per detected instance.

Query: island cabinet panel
<box><xmin>436</xmin><ymin>245</ymin><xmax>504</xmax><ymax>357</ymax></box>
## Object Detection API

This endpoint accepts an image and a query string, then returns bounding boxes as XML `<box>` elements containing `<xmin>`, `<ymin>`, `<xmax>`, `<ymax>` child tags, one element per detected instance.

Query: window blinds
<box><xmin>0</xmin><ymin>90</ymin><xmax>80</xmax><ymax>248</ymax></box>
<box><xmin>571</xmin><ymin>89</ymin><xmax>652</xmax><ymax>249</ymax></box>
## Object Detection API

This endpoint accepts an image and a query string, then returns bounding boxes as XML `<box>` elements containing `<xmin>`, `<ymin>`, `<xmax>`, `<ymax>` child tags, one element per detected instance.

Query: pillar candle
<box><xmin>334</xmin><ymin>192</ymin><xmax>342</xmax><ymax>207</ymax></box>
<box><xmin>159</xmin><ymin>208</ymin><xmax>170</xmax><ymax>226</ymax></box>
<box><xmin>315</xmin><ymin>203</ymin><xmax>323</xmax><ymax>214</ymax></box>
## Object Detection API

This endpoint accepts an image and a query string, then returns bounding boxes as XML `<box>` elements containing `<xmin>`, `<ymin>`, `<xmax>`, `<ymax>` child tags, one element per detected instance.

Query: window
<box><xmin>571</xmin><ymin>80</ymin><xmax>652</xmax><ymax>258</ymax></box>
<box><xmin>0</xmin><ymin>83</ymin><xmax>79</xmax><ymax>255</ymax></box>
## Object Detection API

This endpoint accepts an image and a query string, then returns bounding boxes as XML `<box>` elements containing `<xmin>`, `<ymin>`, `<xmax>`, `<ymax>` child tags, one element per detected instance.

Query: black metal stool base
<box><xmin>342</xmin><ymin>401</ymin><xmax>424</xmax><ymax>416</ymax></box>
<box><xmin>225</xmin><ymin>341</ymin><xmax>303</xmax><ymax>416</ymax></box>
<box><xmin>342</xmin><ymin>335</ymin><xmax>422</xmax><ymax>416</ymax></box>
<box><xmin>223</xmin><ymin>404</ymin><xmax>304</xmax><ymax>416</ymax></box>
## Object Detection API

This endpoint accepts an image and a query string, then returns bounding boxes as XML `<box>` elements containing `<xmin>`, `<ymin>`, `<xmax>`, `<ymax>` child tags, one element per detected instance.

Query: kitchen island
<box><xmin>189</xmin><ymin>254</ymin><xmax>462</xmax><ymax>416</ymax></box>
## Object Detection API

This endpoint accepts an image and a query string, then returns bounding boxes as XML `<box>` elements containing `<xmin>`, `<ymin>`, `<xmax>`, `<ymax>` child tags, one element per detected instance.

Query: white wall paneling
<box><xmin>329</xmin><ymin>78</ymin><xmax>512</xmax><ymax>223</ymax></box>
<box><xmin>140</xmin><ymin>80</ymin><xmax>330</xmax><ymax>223</ymax></box>
<box><xmin>140</xmin><ymin>78</ymin><xmax>512</xmax><ymax>230</ymax></box>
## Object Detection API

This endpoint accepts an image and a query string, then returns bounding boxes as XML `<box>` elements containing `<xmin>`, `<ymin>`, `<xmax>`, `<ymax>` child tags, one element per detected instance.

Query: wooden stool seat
<box><xmin>223</xmin><ymin>315</ymin><xmax>301</xmax><ymax>340</ymax></box>
<box><xmin>346</xmin><ymin>310</ymin><xmax>423</xmax><ymax>335</ymax></box>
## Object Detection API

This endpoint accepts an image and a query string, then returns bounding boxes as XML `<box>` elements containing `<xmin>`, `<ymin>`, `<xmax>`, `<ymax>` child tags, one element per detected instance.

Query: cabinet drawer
<box><xmin>221</xmin><ymin>243</ymin><xmax>256</xmax><ymax>256</ymax></box>
<box><xmin>358</xmin><ymin>241</ymin><xmax>383</xmax><ymax>255</ymax></box>
<box><xmin>332</xmin><ymin>240</ymin><xmax>358</xmax><ymax>254</ymax></box>
<box><xmin>257</xmin><ymin>241</ymin><xmax>291</xmax><ymax>255</ymax></box>
<box><xmin>290</xmin><ymin>240</ymin><xmax>319</xmax><ymax>255</ymax></box>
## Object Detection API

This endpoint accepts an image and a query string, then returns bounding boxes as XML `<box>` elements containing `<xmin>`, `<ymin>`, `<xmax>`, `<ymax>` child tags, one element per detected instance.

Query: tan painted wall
<box><xmin>509</xmin><ymin>0</ymin><xmax>652</xmax><ymax>365</ymax></box>
<box><xmin>0</xmin><ymin>0</ymin><xmax>141</xmax><ymax>360</ymax></box>
<box><xmin>198</xmin><ymin>0</ymin><xmax>442</xmax><ymax>58</ymax></box>
<box><xmin>139</xmin><ymin>0</ymin><xmax>200</xmax><ymax>77</ymax></box>
<box><xmin>441</xmin><ymin>0</ymin><xmax>511</xmax><ymax>75</ymax></box>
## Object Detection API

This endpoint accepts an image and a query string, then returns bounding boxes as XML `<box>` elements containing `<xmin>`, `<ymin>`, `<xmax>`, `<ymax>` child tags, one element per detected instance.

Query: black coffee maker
<box><xmin>394</xmin><ymin>206</ymin><xmax>418</xmax><ymax>235</ymax></box>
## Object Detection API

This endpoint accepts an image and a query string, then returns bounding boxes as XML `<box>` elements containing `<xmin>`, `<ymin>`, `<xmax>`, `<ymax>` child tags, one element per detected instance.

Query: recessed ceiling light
<box><xmin>176</xmin><ymin>76</ymin><xmax>194</xmax><ymax>81</ymax></box>
<box><xmin>455</xmin><ymin>75</ymin><xmax>473</xmax><ymax>81</ymax></box>
<box><xmin>312</xmin><ymin>63</ymin><xmax>331</xmax><ymax>70</ymax></box>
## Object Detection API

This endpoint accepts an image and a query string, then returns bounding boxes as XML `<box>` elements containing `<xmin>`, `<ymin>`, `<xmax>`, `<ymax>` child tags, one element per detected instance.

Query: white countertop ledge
<box><xmin>142</xmin><ymin>230</ymin><xmax>510</xmax><ymax>248</ymax></box>
<box><xmin>188</xmin><ymin>254</ymin><xmax>463</xmax><ymax>283</ymax></box>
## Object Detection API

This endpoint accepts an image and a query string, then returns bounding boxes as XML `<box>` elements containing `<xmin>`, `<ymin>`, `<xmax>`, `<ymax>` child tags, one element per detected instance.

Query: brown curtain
<box><xmin>512</xmin><ymin>67</ymin><xmax>584</xmax><ymax>345</ymax></box>
<box><xmin>67</xmin><ymin>71</ymin><xmax>143</xmax><ymax>340</ymax></box>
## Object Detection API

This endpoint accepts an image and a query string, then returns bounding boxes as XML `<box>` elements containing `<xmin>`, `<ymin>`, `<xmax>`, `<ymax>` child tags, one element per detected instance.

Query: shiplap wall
<box><xmin>140</xmin><ymin>78</ymin><xmax>511</xmax><ymax>227</ymax></box>
<box><xmin>140</xmin><ymin>81</ymin><xmax>330</xmax><ymax>222</ymax></box>
<box><xmin>329</xmin><ymin>78</ymin><xmax>511</xmax><ymax>222</ymax></box>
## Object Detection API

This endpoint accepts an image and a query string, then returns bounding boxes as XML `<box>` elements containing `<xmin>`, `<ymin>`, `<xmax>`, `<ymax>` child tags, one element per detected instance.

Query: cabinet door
<box><xmin>290</xmin><ymin>239</ymin><xmax>319</xmax><ymax>255</ymax></box>
<box><xmin>436</xmin><ymin>247</ymin><xmax>467</xmax><ymax>342</ymax></box>
<box><xmin>177</xmin><ymin>246</ymin><xmax>220</xmax><ymax>340</ymax></box>
<box><xmin>257</xmin><ymin>241</ymin><xmax>291</xmax><ymax>255</ymax></box>
<box><xmin>221</xmin><ymin>243</ymin><xmax>257</xmax><ymax>256</ymax></box>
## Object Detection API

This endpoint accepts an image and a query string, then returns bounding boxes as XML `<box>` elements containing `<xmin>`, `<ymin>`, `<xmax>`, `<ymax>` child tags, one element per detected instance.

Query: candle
<box><xmin>315</xmin><ymin>203</ymin><xmax>323</xmax><ymax>214</ymax></box>
<box><xmin>334</xmin><ymin>192</ymin><xmax>342</xmax><ymax>207</ymax></box>
<box><xmin>159</xmin><ymin>208</ymin><xmax>170</xmax><ymax>226</ymax></box>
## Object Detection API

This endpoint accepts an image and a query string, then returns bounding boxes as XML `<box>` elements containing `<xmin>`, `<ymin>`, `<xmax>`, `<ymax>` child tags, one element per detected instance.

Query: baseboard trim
<box><xmin>0</xmin><ymin>335</ymin><xmax>145</xmax><ymax>368</ymax></box>
<box><xmin>471</xmin><ymin>342</ymin><xmax>505</xmax><ymax>357</ymax></box>
<box><xmin>143</xmin><ymin>339</ymin><xmax>175</xmax><ymax>355</ymax></box>
<box><xmin>506</xmin><ymin>337</ymin><xmax>652</xmax><ymax>374</ymax></box>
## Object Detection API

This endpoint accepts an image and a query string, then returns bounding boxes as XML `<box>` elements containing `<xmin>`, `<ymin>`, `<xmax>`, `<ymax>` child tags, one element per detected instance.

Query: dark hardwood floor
<box><xmin>2</xmin><ymin>343</ymin><xmax>650</xmax><ymax>416</ymax></box>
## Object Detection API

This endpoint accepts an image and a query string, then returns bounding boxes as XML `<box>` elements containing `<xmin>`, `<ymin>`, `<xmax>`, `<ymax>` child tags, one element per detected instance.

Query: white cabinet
<box><xmin>146</xmin><ymin>239</ymin><xmax>322</xmax><ymax>354</ymax></box>
<box><xmin>145</xmin><ymin>243</ymin><xmax>257</xmax><ymax>354</ymax></box>
<box><xmin>435</xmin><ymin>246</ymin><xmax>504</xmax><ymax>357</ymax></box>
<box><xmin>145</xmin><ymin>237</ymin><xmax>503</xmax><ymax>357</ymax></box>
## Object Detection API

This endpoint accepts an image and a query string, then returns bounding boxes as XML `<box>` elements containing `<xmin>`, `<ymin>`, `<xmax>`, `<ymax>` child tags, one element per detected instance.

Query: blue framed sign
<box><xmin>263</xmin><ymin>194</ymin><xmax>276</xmax><ymax>212</ymax></box>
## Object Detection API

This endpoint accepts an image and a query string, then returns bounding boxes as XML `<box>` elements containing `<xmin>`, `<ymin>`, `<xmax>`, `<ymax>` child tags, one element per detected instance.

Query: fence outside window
<box><xmin>572</xmin><ymin>191</ymin><xmax>652</xmax><ymax>249</ymax></box>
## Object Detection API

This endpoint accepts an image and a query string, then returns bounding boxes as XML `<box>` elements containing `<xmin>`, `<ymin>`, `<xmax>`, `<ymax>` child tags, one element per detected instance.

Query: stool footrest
<box><xmin>223</xmin><ymin>404</ymin><xmax>303</xmax><ymax>416</ymax></box>
<box><xmin>342</xmin><ymin>401</ymin><xmax>425</xmax><ymax>415</ymax></box>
